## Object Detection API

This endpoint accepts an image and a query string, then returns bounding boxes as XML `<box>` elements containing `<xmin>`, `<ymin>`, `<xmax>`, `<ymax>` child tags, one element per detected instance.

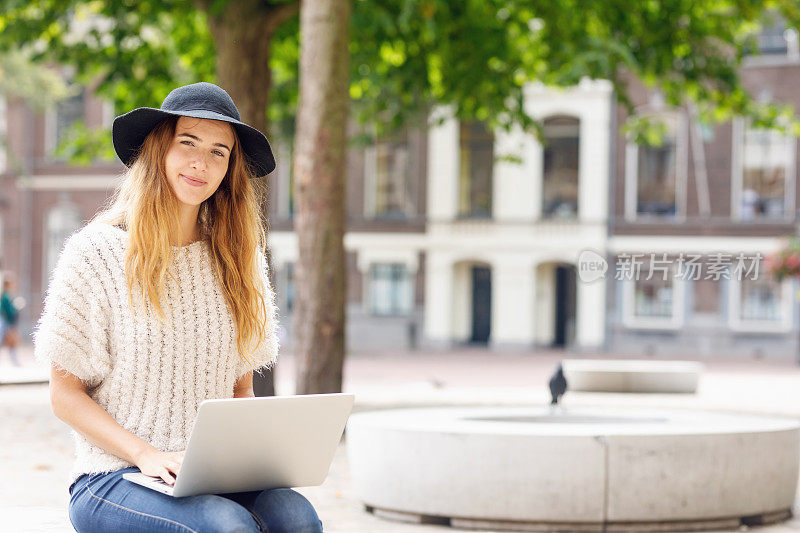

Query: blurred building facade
<box><xmin>608</xmin><ymin>28</ymin><xmax>800</xmax><ymax>358</ymax></box>
<box><xmin>2</xmin><ymin>25</ymin><xmax>799</xmax><ymax>358</ymax></box>
<box><xmin>0</xmin><ymin>80</ymin><xmax>121</xmax><ymax>347</ymax></box>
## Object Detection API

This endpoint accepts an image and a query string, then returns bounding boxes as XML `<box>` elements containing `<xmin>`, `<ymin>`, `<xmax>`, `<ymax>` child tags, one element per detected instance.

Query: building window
<box><xmin>634</xmin><ymin>277</ymin><xmax>673</xmax><ymax>319</ymax></box>
<box><xmin>638</xmin><ymin>117</ymin><xmax>678</xmax><ymax>216</ymax></box>
<box><xmin>758</xmin><ymin>15</ymin><xmax>797</xmax><ymax>55</ymax></box>
<box><xmin>542</xmin><ymin>116</ymin><xmax>579</xmax><ymax>219</ymax></box>
<box><xmin>275</xmin><ymin>142</ymin><xmax>294</xmax><ymax>219</ymax></box>
<box><xmin>740</xmin><ymin>277</ymin><xmax>781</xmax><ymax>321</ymax></box>
<box><xmin>458</xmin><ymin>121</ymin><xmax>493</xmax><ymax>218</ymax></box>
<box><xmin>101</xmin><ymin>99</ymin><xmax>115</xmax><ymax>128</ymax></box>
<box><xmin>735</xmin><ymin>122</ymin><xmax>795</xmax><ymax>220</ymax></box>
<box><xmin>51</xmin><ymin>90</ymin><xmax>85</xmax><ymax>157</ymax></box>
<box><xmin>744</xmin><ymin>13</ymin><xmax>800</xmax><ymax>61</ymax></box>
<box><xmin>625</xmin><ymin>113</ymin><xmax>687</xmax><ymax>220</ymax></box>
<box><xmin>365</xmin><ymin>131</ymin><xmax>413</xmax><ymax>219</ymax></box>
<box><xmin>44</xmin><ymin>194</ymin><xmax>82</xmax><ymax>288</ymax></box>
<box><xmin>759</xmin><ymin>19</ymin><xmax>789</xmax><ymax>55</ymax></box>
<box><xmin>622</xmin><ymin>260</ymin><xmax>683</xmax><ymax>329</ymax></box>
<box><xmin>283</xmin><ymin>262</ymin><xmax>295</xmax><ymax>312</ymax></box>
<box><xmin>368</xmin><ymin>263</ymin><xmax>413</xmax><ymax>316</ymax></box>
<box><xmin>729</xmin><ymin>270</ymin><xmax>792</xmax><ymax>332</ymax></box>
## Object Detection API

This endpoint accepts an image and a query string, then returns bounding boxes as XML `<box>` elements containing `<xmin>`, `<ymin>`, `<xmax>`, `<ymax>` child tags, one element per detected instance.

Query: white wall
<box><xmin>422</xmin><ymin>80</ymin><xmax>613</xmax><ymax>348</ymax></box>
<box><xmin>492</xmin><ymin>255</ymin><xmax>536</xmax><ymax>345</ymax></box>
<box><xmin>426</xmin><ymin>106</ymin><xmax>459</xmax><ymax>221</ymax></box>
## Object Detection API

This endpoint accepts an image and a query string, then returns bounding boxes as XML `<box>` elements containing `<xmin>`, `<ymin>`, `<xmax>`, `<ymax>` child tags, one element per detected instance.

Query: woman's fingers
<box><xmin>162</xmin><ymin>459</ymin><xmax>181</xmax><ymax>483</ymax></box>
<box><xmin>160</xmin><ymin>468</ymin><xmax>175</xmax><ymax>485</ymax></box>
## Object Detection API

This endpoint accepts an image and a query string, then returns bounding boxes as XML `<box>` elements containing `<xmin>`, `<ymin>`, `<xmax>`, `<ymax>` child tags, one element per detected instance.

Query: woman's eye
<box><xmin>213</xmin><ymin>150</ymin><xmax>225</xmax><ymax>157</ymax></box>
<box><xmin>180</xmin><ymin>140</ymin><xmax>194</xmax><ymax>146</ymax></box>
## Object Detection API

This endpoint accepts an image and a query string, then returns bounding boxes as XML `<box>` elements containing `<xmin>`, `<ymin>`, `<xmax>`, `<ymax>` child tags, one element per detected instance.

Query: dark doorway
<box><xmin>470</xmin><ymin>266</ymin><xmax>491</xmax><ymax>344</ymax></box>
<box><xmin>554</xmin><ymin>265</ymin><xmax>576</xmax><ymax>347</ymax></box>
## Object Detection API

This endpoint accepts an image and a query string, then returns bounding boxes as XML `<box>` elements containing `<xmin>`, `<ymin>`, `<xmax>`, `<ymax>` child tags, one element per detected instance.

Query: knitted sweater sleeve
<box><xmin>33</xmin><ymin>230</ymin><xmax>112</xmax><ymax>387</ymax></box>
<box><xmin>236</xmin><ymin>250</ymin><xmax>280</xmax><ymax>379</ymax></box>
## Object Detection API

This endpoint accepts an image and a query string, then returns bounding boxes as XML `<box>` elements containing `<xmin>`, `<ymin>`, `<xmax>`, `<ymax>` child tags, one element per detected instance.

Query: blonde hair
<box><xmin>93</xmin><ymin>116</ymin><xmax>269</xmax><ymax>364</ymax></box>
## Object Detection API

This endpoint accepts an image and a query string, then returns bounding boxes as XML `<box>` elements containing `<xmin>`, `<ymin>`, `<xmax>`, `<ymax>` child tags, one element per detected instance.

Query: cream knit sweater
<box><xmin>33</xmin><ymin>221</ymin><xmax>279</xmax><ymax>484</ymax></box>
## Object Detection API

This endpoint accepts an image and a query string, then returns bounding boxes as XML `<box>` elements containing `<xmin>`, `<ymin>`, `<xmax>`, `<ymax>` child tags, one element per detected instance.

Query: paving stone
<box><xmin>4</xmin><ymin>346</ymin><xmax>800</xmax><ymax>532</ymax></box>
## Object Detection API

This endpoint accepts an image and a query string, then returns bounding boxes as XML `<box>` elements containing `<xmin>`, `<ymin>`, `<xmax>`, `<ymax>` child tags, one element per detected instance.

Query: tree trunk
<box><xmin>205</xmin><ymin>0</ymin><xmax>298</xmax><ymax>397</ymax></box>
<box><xmin>293</xmin><ymin>0</ymin><xmax>351</xmax><ymax>394</ymax></box>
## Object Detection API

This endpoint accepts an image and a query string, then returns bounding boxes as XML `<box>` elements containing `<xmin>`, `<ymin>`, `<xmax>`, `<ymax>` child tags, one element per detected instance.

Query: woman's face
<box><xmin>164</xmin><ymin>116</ymin><xmax>236</xmax><ymax>208</ymax></box>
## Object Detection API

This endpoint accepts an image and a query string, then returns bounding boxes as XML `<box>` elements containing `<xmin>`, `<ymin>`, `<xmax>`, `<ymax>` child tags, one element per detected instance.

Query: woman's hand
<box><xmin>134</xmin><ymin>447</ymin><xmax>185</xmax><ymax>485</ymax></box>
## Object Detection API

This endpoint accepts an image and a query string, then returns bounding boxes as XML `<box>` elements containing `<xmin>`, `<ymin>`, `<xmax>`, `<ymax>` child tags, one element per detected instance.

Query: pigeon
<box><xmin>548</xmin><ymin>363</ymin><xmax>568</xmax><ymax>405</ymax></box>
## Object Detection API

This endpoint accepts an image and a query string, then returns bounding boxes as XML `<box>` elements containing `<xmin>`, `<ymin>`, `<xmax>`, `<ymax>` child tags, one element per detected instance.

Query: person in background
<box><xmin>0</xmin><ymin>271</ymin><xmax>23</xmax><ymax>366</ymax></box>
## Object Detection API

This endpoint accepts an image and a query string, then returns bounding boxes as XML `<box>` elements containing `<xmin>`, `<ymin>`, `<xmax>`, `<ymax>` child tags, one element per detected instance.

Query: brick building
<box><xmin>2</xmin><ymin>24</ymin><xmax>798</xmax><ymax>358</ymax></box>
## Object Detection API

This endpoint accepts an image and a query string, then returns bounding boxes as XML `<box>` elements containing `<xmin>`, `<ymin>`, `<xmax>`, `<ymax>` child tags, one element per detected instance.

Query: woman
<box><xmin>34</xmin><ymin>83</ymin><xmax>323</xmax><ymax>532</ymax></box>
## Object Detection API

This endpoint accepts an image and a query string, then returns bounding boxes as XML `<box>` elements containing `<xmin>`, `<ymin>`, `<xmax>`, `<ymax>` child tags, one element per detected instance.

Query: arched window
<box><xmin>458</xmin><ymin>121</ymin><xmax>493</xmax><ymax>218</ymax></box>
<box><xmin>542</xmin><ymin>116</ymin><xmax>579</xmax><ymax>219</ymax></box>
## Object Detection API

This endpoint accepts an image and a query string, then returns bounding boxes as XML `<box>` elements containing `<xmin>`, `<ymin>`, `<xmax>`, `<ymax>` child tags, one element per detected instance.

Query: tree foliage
<box><xmin>347</xmin><ymin>0</ymin><xmax>800</xmax><ymax>140</ymax></box>
<box><xmin>1</xmin><ymin>0</ymin><xmax>799</xmax><ymax>147</ymax></box>
<box><xmin>0</xmin><ymin>1</ymin><xmax>215</xmax><ymax>110</ymax></box>
<box><xmin>0</xmin><ymin>50</ymin><xmax>71</xmax><ymax>109</ymax></box>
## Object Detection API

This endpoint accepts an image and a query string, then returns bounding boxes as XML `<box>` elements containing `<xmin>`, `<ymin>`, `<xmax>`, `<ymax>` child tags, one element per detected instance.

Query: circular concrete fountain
<box><xmin>347</xmin><ymin>407</ymin><xmax>800</xmax><ymax>532</ymax></box>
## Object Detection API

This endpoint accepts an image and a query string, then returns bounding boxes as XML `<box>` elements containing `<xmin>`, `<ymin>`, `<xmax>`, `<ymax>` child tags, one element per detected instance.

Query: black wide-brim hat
<box><xmin>112</xmin><ymin>82</ymin><xmax>276</xmax><ymax>177</ymax></box>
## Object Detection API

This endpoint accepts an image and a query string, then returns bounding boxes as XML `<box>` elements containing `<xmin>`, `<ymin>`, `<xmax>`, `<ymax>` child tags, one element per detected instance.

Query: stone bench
<box><xmin>562</xmin><ymin>359</ymin><xmax>703</xmax><ymax>393</ymax></box>
<box><xmin>347</xmin><ymin>406</ymin><xmax>799</xmax><ymax>531</ymax></box>
<box><xmin>0</xmin><ymin>365</ymin><xmax>50</xmax><ymax>385</ymax></box>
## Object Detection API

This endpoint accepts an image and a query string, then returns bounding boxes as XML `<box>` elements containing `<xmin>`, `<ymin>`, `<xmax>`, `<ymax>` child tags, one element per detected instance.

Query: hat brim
<box><xmin>112</xmin><ymin>107</ymin><xmax>276</xmax><ymax>177</ymax></box>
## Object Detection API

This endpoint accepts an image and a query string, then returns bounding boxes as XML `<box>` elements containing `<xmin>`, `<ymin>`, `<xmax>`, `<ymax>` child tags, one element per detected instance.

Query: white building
<box><xmin>269</xmin><ymin>80</ymin><xmax>614</xmax><ymax>351</ymax></box>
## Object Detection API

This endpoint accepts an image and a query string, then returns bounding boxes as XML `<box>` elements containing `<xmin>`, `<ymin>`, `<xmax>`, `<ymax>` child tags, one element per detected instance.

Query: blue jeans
<box><xmin>69</xmin><ymin>467</ymin><xmax>323</xmax><ymax>532</ymax></box>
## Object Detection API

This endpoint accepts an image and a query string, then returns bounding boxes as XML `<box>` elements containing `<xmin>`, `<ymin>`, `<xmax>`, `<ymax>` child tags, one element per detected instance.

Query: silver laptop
<box><xmin>123</xmin><ymin>393</ymin><xmax>354</xmax><ymax>497</ymax></box>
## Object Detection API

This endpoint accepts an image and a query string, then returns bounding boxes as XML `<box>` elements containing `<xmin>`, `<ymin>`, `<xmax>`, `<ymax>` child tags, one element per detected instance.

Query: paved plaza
<box><xmin>4</xmin><ymin>345</ymin><xmax>800</xmax><ymax>532</ymax></box>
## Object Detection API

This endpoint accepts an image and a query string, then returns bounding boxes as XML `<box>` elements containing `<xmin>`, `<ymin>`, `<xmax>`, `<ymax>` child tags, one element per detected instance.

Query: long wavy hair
<box><xmin>93</xmin><ymin>116</ymin><xmax>269</xmax><ymax>364</ymax></box>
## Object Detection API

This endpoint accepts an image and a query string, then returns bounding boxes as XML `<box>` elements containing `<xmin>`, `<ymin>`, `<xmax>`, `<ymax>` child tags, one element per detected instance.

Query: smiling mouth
<box><xmin>181</xmin><ymin>174</ymin><xmax>206</xmax><ymax>185</ymax></box>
